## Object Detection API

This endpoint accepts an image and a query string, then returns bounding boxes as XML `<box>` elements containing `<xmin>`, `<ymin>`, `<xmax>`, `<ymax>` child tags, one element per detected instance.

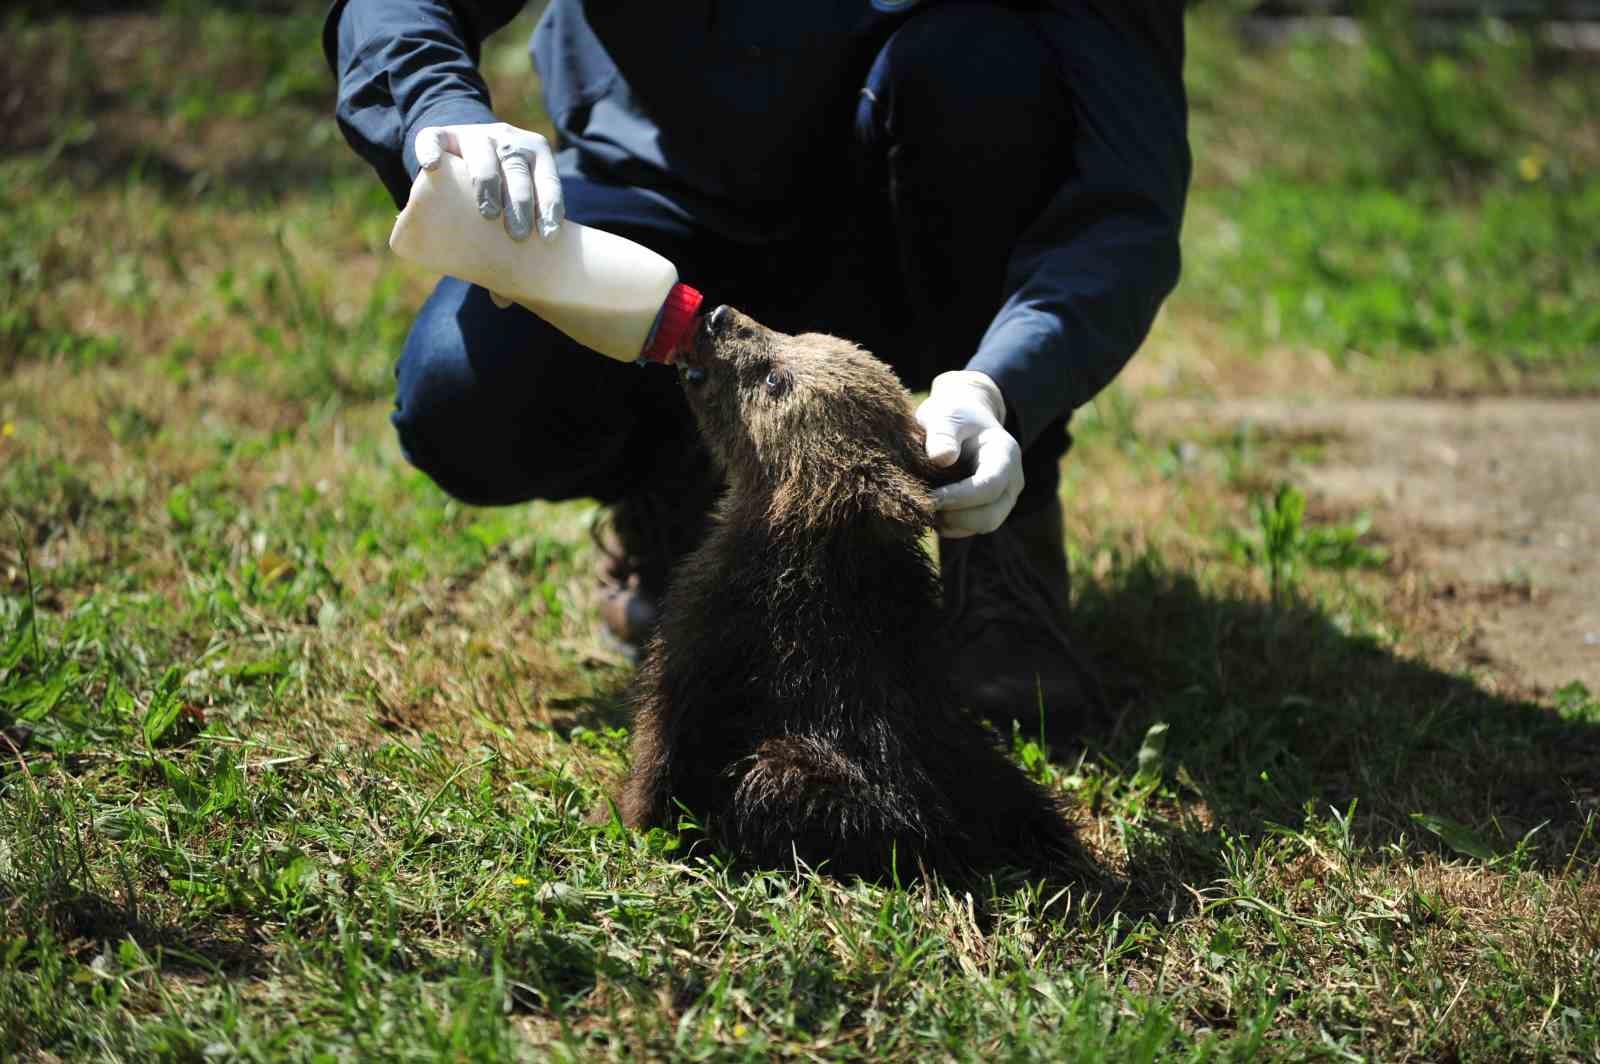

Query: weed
<box><xmin>1554</xmin><ymin>681</ymin><xmax>1599</xmax><ymax>725</ymax></box>
<box><xmin>1221</xmin><ymin>483</ymin><xmax>1388</xmax><ymax>604</ymax></box>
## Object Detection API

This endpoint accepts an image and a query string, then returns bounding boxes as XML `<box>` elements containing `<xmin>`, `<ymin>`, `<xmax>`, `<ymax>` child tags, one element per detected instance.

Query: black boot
<box><xmin>592</xmin><ymin>449</ymin><xmax>720</xmax><ymax>654</ymax></box>
<box><xmin>940</xmin><ymin>501</ymin><xmax>1107</xmax><ymax>744</ymax></box>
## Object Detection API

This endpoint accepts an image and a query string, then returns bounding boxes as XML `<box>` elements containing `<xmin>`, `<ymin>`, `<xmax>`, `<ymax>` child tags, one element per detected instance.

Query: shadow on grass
<box><xmin>1</xmin><ymin>6</ymin><xmax>349</xmax><ymax>203</ymax></box>
<box><xmin>20</xmin><ymin>886</ymin><xmax>273</xmax><ymax>979</ymax></box>
<box><xmin>7</xmin><ymin>1</ymin><xmax>321</xmax><ymax>13</ymax></box>
<box><xmin>545</xmin><ymin>686</ymin><xmax>633</xmax><ymax>736</ymax></box>
<box><xmin>50</xmin><ymin>133</ymin><xmax>354</xmax><ymax>201</ymax></box>
<box><xmin>1070</xmin><ymin>557</ymin><xmax>1600</xmax><ymax>876</ymax></box>
<box><xmin>544</xmin><ymin>555</ymin><xmax>1600</xmax><ymax>909</ymax></box>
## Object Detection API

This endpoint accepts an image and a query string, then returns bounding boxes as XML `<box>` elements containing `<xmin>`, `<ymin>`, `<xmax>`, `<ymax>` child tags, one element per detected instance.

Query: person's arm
<box><xmin>965</xmin><ymin>0</ymin><xmax>1190</xmax><ymax>450</ymax></box>
<box><xmin>918</xmin><ymin>1</ymin><xmax>1188</xmax><ymax>536</ymax></box>
<box><xmin>322</xmin><ymin>0</ymin><xmax>527</xmax><ymax>207</ymax></box>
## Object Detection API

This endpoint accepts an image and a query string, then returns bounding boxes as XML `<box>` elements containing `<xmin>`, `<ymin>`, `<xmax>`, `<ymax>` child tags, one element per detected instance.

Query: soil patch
<box><xmin>1149</xmin><ymin>397</ymin><xmax>1600</xmax><ymax>694</ymax></box>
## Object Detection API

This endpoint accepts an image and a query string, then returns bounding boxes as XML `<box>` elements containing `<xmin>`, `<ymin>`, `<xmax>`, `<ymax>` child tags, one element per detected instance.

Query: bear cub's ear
<box><xmin>856</xmin><ymin>462</ymin><xmax>938</xmax><ymax>544</ymax></box>
<box><xmin>858</xmin><ymin>427</ymin><xmax>973</xmax><ymax>544</ymax></box>
<box><xmin>851</xmin><ymin>420</ymin><xmax>968</xmax><ymax>543</ymax></box>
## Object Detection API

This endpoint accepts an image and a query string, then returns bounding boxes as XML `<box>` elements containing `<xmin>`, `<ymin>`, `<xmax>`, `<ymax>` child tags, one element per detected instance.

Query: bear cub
<box><xmin>610</xmin><ymin>305</ymin><xmax>1075</xmax><ymax>880</ymax></box>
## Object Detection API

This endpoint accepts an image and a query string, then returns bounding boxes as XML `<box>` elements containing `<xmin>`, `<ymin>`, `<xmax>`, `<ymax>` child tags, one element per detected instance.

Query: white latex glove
<box><xmin>915</xmin><ymin>370</ymin><xmax>1024</xmax><ymax>538</ymax></box>
<box><xmin>414</xmin><ymin>121</ymin><xmax>565</xmax><ymax>308</ymax></box>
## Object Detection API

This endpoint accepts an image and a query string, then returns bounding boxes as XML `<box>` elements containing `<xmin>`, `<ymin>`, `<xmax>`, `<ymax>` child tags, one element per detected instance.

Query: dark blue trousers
<box><xmin>394</xmin><ymin>4</ymin><xmax>1075</xmax><ymax>511</ymax></box>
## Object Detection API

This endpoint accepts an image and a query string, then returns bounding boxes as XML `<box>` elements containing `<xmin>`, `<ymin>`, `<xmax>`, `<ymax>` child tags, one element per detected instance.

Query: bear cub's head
<box><xmin>677</xmin><ymin>306</ymin><xmax>948</xmax><ymax>541</ymax></box>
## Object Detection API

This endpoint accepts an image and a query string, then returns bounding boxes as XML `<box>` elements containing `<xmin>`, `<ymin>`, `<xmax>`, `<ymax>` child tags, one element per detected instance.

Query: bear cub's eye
<box><xmin>765</xmin><ymin>369</ymin><xmax>791</xmax><ymax>398</ymax></box>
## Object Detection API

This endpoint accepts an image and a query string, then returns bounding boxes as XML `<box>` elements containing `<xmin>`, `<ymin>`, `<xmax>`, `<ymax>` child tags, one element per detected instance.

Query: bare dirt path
<box><xmin>1149</xmin><ymin>397</ymin><xmax>1600</xmax><ymax>694</ymax></box>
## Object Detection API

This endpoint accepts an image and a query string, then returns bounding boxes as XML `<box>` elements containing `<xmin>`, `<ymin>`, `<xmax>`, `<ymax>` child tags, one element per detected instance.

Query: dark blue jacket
<box><xmin>324</xmin><ymin>0</ymin><xmax>1189</xmax><ymax>446</ymax></box>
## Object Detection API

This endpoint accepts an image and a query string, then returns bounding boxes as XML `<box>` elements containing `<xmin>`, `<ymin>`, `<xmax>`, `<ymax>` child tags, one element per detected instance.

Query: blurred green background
<box><xmin>3</xmin><ymin>1</ymin><xmax>1596</xmax><ymax>387</ymax></box>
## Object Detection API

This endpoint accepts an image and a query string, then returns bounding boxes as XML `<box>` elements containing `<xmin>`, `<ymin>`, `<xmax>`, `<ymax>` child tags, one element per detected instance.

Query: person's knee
<box><xmin>392</xmin><ymin>311</ymin><xmax>527</xmax><ymax>506</ymax></box>
<box><xmin>864</xmin><ymin>4</ymin><xmax>1064</xmax><ymax>158</ymax></box>
<box><xmin>392</xmin><ymin>281</ymin><xmax>654</xmax><ymax>506</ymax></box>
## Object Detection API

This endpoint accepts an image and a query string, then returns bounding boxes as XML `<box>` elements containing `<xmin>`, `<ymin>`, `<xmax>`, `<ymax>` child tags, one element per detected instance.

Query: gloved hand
<box><xmin>915</xmin><ymin>370</ymin><xmax>1024</xmax><ymax>538</ymax></box>
<box><xmin>414</xmin><ymin>121</ymin><xmax>565</xmax><ymax>308</ymax></box>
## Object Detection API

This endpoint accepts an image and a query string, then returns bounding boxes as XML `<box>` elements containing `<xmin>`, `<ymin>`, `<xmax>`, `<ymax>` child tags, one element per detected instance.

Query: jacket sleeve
<box><xmin>322</xmin><ymin>0</ymin><xmax>528</xmax><ymax>207</ymax></box>
<box><xmin>965</xmin><ymin>1</ymin><xmax>1190</xmax><ymax>448</ymax></box>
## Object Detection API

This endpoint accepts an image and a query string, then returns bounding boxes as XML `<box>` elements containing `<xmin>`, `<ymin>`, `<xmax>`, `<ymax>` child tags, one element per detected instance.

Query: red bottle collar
<box><xmin>640</xmin><ymin>283</ymin><xmax>704</xmax><ymax>364</ymax></box>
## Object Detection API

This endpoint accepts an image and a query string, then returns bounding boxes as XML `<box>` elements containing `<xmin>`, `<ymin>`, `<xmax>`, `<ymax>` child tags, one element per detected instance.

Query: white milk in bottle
<box><xmin>388</xmin><ymin>154</ymin><xmax>703</xmax><ymax>363</ymax></box>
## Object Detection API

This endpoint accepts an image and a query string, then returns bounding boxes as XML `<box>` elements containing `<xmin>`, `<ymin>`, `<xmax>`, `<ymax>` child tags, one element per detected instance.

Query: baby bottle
<box><xmin>389</xmin><ymin>154</ymin><xmax>703</xmax><ymax>364</ymax></box>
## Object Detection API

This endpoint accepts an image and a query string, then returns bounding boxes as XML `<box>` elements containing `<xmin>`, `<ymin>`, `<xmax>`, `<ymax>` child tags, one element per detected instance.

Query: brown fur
<box><xmin>610</xmin><ymin>307</ymin><xmax>1075</xmax><ymax>880</ymax></box>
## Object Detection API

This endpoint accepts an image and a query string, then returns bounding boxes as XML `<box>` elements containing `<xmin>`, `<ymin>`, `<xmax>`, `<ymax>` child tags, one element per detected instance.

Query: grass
<box><xmin>1173</xmin><ymin>2</ymin><xmax>1600</xmax><ymax>393</ymax></box>
<box><xmin>3</xmin><ymin>2</ymin><xmax>1598</xmax><ymax>1059</ymax></box>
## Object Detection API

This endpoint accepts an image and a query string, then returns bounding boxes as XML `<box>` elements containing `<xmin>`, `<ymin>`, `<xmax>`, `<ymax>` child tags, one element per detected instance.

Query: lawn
<box><xmin>2</xmin><ymin>3</ymin><xmax>1598</xmax><ymax>1060</ymax></box>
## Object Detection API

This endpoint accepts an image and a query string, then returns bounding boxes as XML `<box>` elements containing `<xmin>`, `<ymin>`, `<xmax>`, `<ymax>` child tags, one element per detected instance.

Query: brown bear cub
<box><xmin>609</xmin><ymin>306</ymin><xmax>1076</xmax><ymax>880</ymax></box>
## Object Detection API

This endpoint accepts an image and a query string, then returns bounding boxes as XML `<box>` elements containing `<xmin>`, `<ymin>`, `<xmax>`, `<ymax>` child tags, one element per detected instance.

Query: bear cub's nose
<box><xmin>705</xmin><ymin>304</ymin><xmax>732</xmax><ymax>336</ymax></box>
